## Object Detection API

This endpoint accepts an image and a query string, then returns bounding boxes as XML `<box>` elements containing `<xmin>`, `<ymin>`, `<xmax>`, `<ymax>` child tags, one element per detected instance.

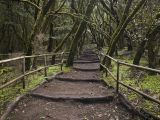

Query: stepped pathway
<box><xmin>6</xmin><ymin>50</ymin><xmax>142</xmax><ymax>120</ymax></box>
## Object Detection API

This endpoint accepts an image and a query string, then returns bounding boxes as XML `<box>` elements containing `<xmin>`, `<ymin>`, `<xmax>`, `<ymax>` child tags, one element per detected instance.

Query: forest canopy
<box><xmin>0</xmin><ymin>0</ymin><xmax>160</xmax><ymax>118</ymax></box>
<box><xmin>0</xmin><ymin>0</ymin><xmax>160</xmax><ymax>68</ymax></box>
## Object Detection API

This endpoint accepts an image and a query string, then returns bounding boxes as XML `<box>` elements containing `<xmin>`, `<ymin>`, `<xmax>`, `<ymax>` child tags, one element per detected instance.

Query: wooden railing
<box><xmin>0</xmin><ymin>52</ymin><xmax>68</xmax><ymax>90</ymax></box>
<box><xmin>100</xmin><ymin>53</ymin><xmax>160</xmax><ymax>105</ymax></box>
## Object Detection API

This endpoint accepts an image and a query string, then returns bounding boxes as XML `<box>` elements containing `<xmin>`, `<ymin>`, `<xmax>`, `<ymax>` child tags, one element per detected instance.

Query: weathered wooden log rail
<box><xmin>100</xmin><ymin>53</ymin><xmax>160</xmax><ymax>105</ymax></box>
<box><xmin>0</xmin><ymin>52</ymin><xmax>68</xmax><ymax>90</ymax></box>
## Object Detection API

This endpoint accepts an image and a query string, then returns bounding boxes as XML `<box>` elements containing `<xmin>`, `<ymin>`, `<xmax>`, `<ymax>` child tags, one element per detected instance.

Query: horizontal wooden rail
<box><xmin>101</xmin><ymin>53</ymin><xmax>160</xmax><ymax>74</ymax></box>
<box><xmin>0</xmin><ymin>52</ymin><xmax>69</xmax><ymax>64</ymax></box>
<box><xmin>119</xmin><ymin>61</ymin><xmax>160</xmax><ymax>74</ymax></box>
<box><xmin>0</xmin><ymin>67</ymin><xmax>46</xmax><ymax>90</ymax></box>
<box><xmin>101</xmin><ymin>53</ymin><xmax>118</xmax><ymax>62</ymax></box>
<box><xmin>25</xmin><ymin>67</ymin><xmax>45</xmax><ymax>76</ymax></box>
<box><xmin>0</xmin><ymin>52</ymin><xmax>68</xmax><ymax>90</ymax></box>
<box><xmin>119</xmin><ymin>81</ymin><xmax>160</xmax><ymax>104</ymax></box>
<box><xmin>0</xmin><ymin>57</ymin><xmax>24</xmax><ymax>64</ymax></box>
<box><xmin>100</xmin><ymin>63</ymin><xmax>117</xmax><ymax>81</ymax></box>
<box><xmin>0</xmin><ymin>75</ymin><xmax>24</xmax><ymax>90</ymax></box>
<box><xmin>25</xmin><ymin>53</ymin><xmax>62</xmax><ymax>58</ymax></box>
<box><xmin>100</xmin><ymin>53</ymin><xmax>160</xmax><ymax>105</ymax></box>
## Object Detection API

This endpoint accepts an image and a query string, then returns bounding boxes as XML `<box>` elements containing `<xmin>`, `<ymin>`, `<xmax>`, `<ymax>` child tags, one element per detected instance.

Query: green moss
<box><xmin>141</xmin><ymin>76</ymin><xmax>160</xmax><ymax>94</ymax></box>
<box><xmin>103</xmin><ymin>74</ymin><xmax>116</xmax><ymax>87</ymax></box>
<box><xmin>0</xmin><ymin>67</ymin><xmax>14</xmax><ymax>75</ymax></box>
<box><xmin>47</xmin><ymin>65</ymin><xmax>71</xmax><ymax>76</ymax></box>
<box><xmin>127</xmin><ymin>92</ymin><xmax>139</xmax><ymax>101</ymax></box>
<box><xmin>142</xmin><ymin>101</ymin><xmax>154</xmax><ymax>110</ymax></box>
<box><xmin>63</xmin><ymin>66</ymin><xmax>72</xmax><ymax>73</ymax></box>
<box><xmin>123</xmin><ymin>79</ymin><xmax>135</xmax><ymax>86</ymax></box>
<box><xmin>47</xmin><ymin>66</ymin><xmax>61</xmax><ymax>76</ymax></box>
<box><xmin>142</xmin><ymin>100</ymin><xmax>160</xmax><ymax>116</ymax></box>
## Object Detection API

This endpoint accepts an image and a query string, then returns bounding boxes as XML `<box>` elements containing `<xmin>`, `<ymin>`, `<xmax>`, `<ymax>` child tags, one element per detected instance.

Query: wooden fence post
<box><xmin>105</xmin><ymin>68</ymin><xmax>108</xmax><ymax>77</ymax></box>
<box><xmin>60</xmin><ymin>52</ymin><xmax>64</xmax><ymax>71</ymax></box>
<box><xmin>44</xmin><ymin>55</ymin><xmax>47</xmax><ymax>77</ymax></box>
<box><xmin>116</xmin><ymin>61</ymin><xmax>120</xmax><ymax>93</ymax></box>
<box><xmin>22</xmin><ymin>56</ymin><xmax>26</xmax><ymax>89</ymax></box>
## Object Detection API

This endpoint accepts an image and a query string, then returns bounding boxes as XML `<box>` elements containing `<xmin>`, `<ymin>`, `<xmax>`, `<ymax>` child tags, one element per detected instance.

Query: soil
<box><xmin>6</xmin><ymin>49</ymin><xmax>143</xmax><ymax>120</ymax></box>
<box><xmin>7</xmin><ymin>97</ymin><xmax>140</xmax><ymax>120</ymax></box>
<box><xmin>73</xmin><ymin>63</ymin><xmax>100</xmax><ymax>71</ymax></box>
<box><xmin>31</xmin><ymin>80</ymin><xmax>114</xmax><ymax>99</ymax></box>
<box><xmin>55</xmin><ymin>71</ymin><xmax>101</xmax><ymax>81</ymax></box>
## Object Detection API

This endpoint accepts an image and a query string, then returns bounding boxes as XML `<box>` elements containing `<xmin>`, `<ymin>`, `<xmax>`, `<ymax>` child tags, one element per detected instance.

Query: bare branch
<box><xmin>20</xmin><ymin>0</ymin><xmax>41</xmax><ymax>11</ymax></box>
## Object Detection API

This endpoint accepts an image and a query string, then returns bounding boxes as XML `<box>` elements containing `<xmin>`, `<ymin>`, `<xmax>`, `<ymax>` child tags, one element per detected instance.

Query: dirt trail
<box><xmin>6</xmin><ymin>49</ymin><xmax>142</xmax><ymax>120</ymax></box>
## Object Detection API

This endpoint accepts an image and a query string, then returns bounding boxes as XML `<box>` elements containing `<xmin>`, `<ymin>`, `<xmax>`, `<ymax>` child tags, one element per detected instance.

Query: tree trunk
<box><xmin>47</xmin><ymin>23</ymin><xmax>54</xmax><ymax>52</ymax></box>
<box><xmin>133</xmin><ymin>40</ymin><xmax>147</xmax><ymax>65</ymax></box>
<box><xmin>25</xmin><ymin>0</ymin><xmax>56</xmax><ymax>70</ymax></box>
<box><xmin>147</xmin><ymin>25</ymin><xmax>160</xmax><ymax>69</ymax></box>
<box><xmin>148</xmin><ymin>42</ymin><xmax>156</xmax><ymax>69</ymax></box>
<box><xmin>66</xmin><ymin>0</ymin><xmax>97</xmax><ymax>66</ymax></box>
<box><xmin>102</xmin><ymin>0</ymin><xmax>146</xmax><ymax>68</ymax></box>
<box><xmin>25</xmin><ymin>42</ymin><xmax>33</xmax><ymax>70</ymax></box>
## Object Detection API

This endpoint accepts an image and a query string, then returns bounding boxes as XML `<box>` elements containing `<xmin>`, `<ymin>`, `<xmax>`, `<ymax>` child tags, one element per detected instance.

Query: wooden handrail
<box><xmin>100</xmin><ymin>54</ymin><xmax>160</xmax><ymax>105</ymax></box>
<box><xmin>119</xmin><ymin>81</ymin><xmax>160</xmax><ymax>104</ymax></box>
<box><xmin>101</xmin><ymin>54</ymin><xmax>160</xmax><ymax>74</ymax></box>
<box><xmin>100</xmin><ymin>63</ymin><xmax>117</xmax><ymax>81</ymax></box>
<box><xmin>0</xmin><ymin>52</ymin><xmax>68</xmax><ymax>64</ymax></box>
<box><xmin>0</xmin><ymin>52</ymin><xmax>68</xmax><ymax>90</ymax></box>
<box><xmin>0</xmin><ymin>57</ymin><xmax>24</xmax><ymax>64</ymax></box>
<box><xmin>25</xmin><ymin>53</ymin><xmax>61</xmax><ymax>58</ymax></box>
<box><xmin>119</xmin><ymin>61</ymin><xmax>160</xmax><ymax>74</ymax></box>
<box><xmin>0</xmin><ymin>67</ymin><xmax>45</xmax><ymax>90</ymax></box>
<box><xmin>0</xmin><ymin>75</ymin><xmax>24</xmax><ymax>90</ymax></box>
<box><xmin>100</xmin><ymin>53</ymin><xmax>118</xmax><ymax>62</ymax></box>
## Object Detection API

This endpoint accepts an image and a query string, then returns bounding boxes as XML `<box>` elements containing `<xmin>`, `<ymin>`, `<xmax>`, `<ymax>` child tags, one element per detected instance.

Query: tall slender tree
<box><xmin>66</xmin><ymin>0</ymin><xmax>97</xmax><ymax>66</ymax></box>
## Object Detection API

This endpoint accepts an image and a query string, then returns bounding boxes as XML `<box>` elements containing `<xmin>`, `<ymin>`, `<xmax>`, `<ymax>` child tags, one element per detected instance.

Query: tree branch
<box><xmin>20</xmin><ymin>0</ymin><xmax>41</xmax><ymax>11</ymax></box>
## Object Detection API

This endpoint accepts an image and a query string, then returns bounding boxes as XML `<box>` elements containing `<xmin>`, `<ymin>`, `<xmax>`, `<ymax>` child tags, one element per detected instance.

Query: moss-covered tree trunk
<box><xmin>101</xmin><ymin>0</ymin><xmax>146</xmax><ymax>68</ymax></box>
<box><xmin>133</xmin><ymin>40</ymin><xmax>147</xmax><ymax>65</ymax></box>
<box><xmin>147</xmin><ymin>25</ymin><xmax>160</xmax><ymax>69</ymax></box>
<box><xmin>25</xmin><ymin>0</ymin><xmax>56</xmax><ymax>70</ymax></box>
<box><xmin>66</xmin><ymin>0</ymin><xmax>97</xmax><ymax>66</ymax></box>
<box><xmin>47</xmin><ymin>23</ymin><xmax>54</xmax><ymax>52</ymax></box>
<box><xmin>133</xmin><ymin>24</ymin><xmax>160</xmax><ymax>67</ymax></box>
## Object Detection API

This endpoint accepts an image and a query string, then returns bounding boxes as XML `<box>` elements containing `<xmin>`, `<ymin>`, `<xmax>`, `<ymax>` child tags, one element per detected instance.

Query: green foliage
<box><xmin>141</xmin><ymin>76</ymin><xmax>160</xmax><ymax>94</ymax></box>
<box><xmin>63</xmin><ymin>66</ymin><xmax>72</xmax><ymax>73</ymax></box>
<box><xmin>127</xmin><ymin>92</ymin><xmax>138</xmax><ymax>101</ymax></box>
<box><xmin>0</xmin><ymin>67</ymin><xmax>13</xmax><ymax>75</ymax></box>
<box><xmin>47</xmin><ymin>66</ymin><xmax>61</xmax><ymax>76</ymax></box>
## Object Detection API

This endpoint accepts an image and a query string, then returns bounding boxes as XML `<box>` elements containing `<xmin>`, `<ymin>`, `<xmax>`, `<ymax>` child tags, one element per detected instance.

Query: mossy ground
<box><xmin>0</xmin><ymin>65</ymin><xmax>71</xmax><ymax>116</ymax></box>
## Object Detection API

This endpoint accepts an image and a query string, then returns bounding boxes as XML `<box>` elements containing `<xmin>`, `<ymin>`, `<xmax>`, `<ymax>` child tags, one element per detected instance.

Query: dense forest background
<box><xmin>0</xmin><ymin>0</ymin><xmax>160</xmax><ymax>69</ymax></box>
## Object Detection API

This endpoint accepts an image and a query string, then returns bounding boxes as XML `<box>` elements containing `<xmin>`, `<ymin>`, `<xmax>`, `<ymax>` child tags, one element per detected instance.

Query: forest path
<box><xmin>7</xmin><ymin>50</ymin><xmax>142</xmax><ymax>120</ymax></box>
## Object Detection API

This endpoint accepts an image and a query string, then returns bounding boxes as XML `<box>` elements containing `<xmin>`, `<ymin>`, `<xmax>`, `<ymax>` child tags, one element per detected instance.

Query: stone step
<box><xmin>78</xmin><ymin>58</ymin><xmax>99</xmax><ymax>61</ymax></box>
<box><xmin>55</xmin><ymin>71</ymin><xmax>101</xmax><ymax>82</ymax></box>
<box><xmin>30</xmin><ymin>93</ymin><xmax>114</xmax><ymax>102</ymax></box>
<box><xmin>31</xmin><ymin>80</ymin><xmax>114</xmax><ymax>100</ymax></box>
<box><xmin>74</xmin><ymin>60</ymin><xmax>100</xmax><ymax>64</ymax></box>
<box><xmin>73</xmin><ymin>63</ymin><xmax>100</xmax><ymax>71</ymax></box>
